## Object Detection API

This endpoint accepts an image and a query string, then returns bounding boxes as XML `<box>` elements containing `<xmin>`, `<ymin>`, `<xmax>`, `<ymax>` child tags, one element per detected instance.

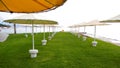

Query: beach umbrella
<box><xmin>83</xmin><ymin>20</ymin><xmax>109</xmax><ymax>46</ymax></box>
<box><xmin>0</xmin><ymin>0</ymin><xmax>67</xmax><ymax>13</ymax></box>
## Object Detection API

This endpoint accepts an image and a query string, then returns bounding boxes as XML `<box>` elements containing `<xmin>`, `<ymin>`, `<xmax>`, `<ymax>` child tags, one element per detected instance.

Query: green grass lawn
<box><xmin>0</xmin><ymin>32</ymin><xmax>120</xmax><ymax>68</ymax></box>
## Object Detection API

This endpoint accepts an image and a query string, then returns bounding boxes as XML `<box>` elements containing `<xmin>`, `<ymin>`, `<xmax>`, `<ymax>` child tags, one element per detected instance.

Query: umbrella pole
<box><xmin>42</xmin><ymin>24</ymin><xmax>47</xmax><ymax>45</ymax></box>
<box><xmin>36</xmin><ymin>27</ymin><xmax>37</xmax><ymax>33</ymax></box>
<box><xmin>25</xmin><ymin>26</ymin><xmax>28</xmax><ymax>37</ymax></box>
<box><xmin>43</xmin><ymin>24</ymin><xmax>45</xmax><ymax>40</ymax></box>
<box><xmin>48</xmin><ymin>25</ymin><xmax>52</xmax><ymax>40</ymax></box>
<box><xmin>29</xmin><ymin>23</ymin><xmax>38</xmax><ymax>58</ymax></box>
<box><xmin>84</xmin><ymin>26</ymin><xmax>86</xmax><ymax>32</ymax></box>
<box><xmin>32</xmin><ymin>23</ymin><xmax>35</xmax><ymax>49</ymax></box>
<box><xmin>77</xmin><ymin>27</ymin><xmax>80</xmax><ymax>38</ymax></box>
<box><xmin>49</xmin><ymin>26</ymin><xmax>51</xmax><ymax>36</ymax></box>
<box><xmin>13</xmin><ymin>24</ymin><xmax>16</xmax><ymax>34</ymax></box>
<box><xmin>78</xmin><ymin>27</ymin><xmax>79</xmax><ymax>33</ymax></box>
<box><xmin>83</xmin><ymin>26</ymin><xmax>87</xmax><ymax>41</ymax></box>
<box><xmin>92</xmin><ymin>25</ymin><xmax>97</xmax><ymax>46</ymax></box>
<box><xmin>94</xmin><ymin>26</ymin><xmax>96</xmax><ymax>41</ymax></box>
<box><xmin>25</xmin><ymin>26</ymin><xmax>27</xmax><ymax>33</ymax></box>
<box><xmin>39</xmin><ymin>26</ymin><xmax>41</xmax><ymax>33</ymax></box>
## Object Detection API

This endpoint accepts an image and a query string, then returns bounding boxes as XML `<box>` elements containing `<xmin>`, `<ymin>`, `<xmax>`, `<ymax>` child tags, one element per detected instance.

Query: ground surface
<box><xmin>0</xmin><ymin>32</ymin><xmax>120</xmax><ymax>68</ymax></box>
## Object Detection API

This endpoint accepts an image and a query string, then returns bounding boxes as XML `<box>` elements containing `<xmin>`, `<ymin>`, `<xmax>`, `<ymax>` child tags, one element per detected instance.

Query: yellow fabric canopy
<box><xmin>0</xmin><ymin>0</ymin><xmax>66</xmax><ymax>13</ymax></box>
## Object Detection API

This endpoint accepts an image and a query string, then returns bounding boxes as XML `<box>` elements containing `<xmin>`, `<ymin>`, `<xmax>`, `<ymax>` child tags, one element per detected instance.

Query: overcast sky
<box><xmin>0</xmin><ymin>0</ymin><xmax>120</xmax><ymax>27</ymax></box>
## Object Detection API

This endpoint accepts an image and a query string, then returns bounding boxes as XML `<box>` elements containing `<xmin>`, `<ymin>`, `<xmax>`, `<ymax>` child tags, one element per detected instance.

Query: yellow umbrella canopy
<box><xmin>0</xmin><ymin>0</ymin><xmax>67</xmax><ymax>13</ymax></box>
<box><xmin>4</xmin><ymin>19</ymin><xmax>58</xmax><ymax>25</ymax></box>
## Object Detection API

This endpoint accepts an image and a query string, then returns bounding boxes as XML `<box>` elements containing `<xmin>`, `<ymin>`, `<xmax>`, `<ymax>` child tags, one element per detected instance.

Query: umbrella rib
<box><xmin>45</xmin><ymin>0</ymin><xmax>56</xmax><ymax>6</ymax></box>
<box><xmin>33</xmin><ymin>0</ymin><xmax>52</xmax><ymax>9</ymax></box>
<box><xmin>0</xmin><ymin>0</ymin><xmax>13</xmax><ymax>13</ymax></box>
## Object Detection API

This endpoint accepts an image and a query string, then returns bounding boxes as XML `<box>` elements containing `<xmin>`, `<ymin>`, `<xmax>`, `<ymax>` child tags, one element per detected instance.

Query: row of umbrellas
<box><xmin>4</xmin><ymin>17</ymin><xmax>58</xmax><ymax>58</ymax></box>
<box><xmin>0</xmin><ymin>0</ymin><xmax>119</xmax><ymax>58</ymax></box>
<box><xmin>0</xmin><ymin>0</ymin><xmax>67</xmax><ymax>58</ymax></box>
<box><xmin>69</xmin><ymin>20</ymin><xmax>109</xmax><ymax>46</ymax></box>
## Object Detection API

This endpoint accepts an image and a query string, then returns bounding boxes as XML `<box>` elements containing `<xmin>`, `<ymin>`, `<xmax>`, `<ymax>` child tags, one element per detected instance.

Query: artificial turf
<box><xmin>0</xmin><ymin>32</ymin><xmax>120</xmax><ymax>68</ymax></box>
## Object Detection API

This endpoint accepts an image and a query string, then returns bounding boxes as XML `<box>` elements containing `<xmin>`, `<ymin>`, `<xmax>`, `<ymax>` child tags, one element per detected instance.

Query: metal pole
<box><xmin>39</xmin><ymin>26</ymin><xmax>41</xmax><ymax>33</ymax></box>
<box><xmin>94</xmin><ymin>26</ymin><xmax>96</xmax><ymax>41</ymax></box>
<box><xmin>84</xmin><ymin>26</ymin><xmax>86</xmax><ymax>32</ymax></box>
<box><xmin>43</xmin><ymin>24</ymin><xmax>45</xmax><ymax>40</ymax></box>
<box><xmin>14</xmin><ymin>24</ymin><xmax>16</xmax><ymax>34</ymax></box>
<box><xmin>32</xmin><ymin>23</ymin><xmax>34</xmax><ymax>49</ymax></box>
<box><xmin>78</xmin><ymin>27</ymin><xmax>80</xmax><ymax>33</ymax></box>
<box><xmin>49</xmin><ymin>26</ymin><xmax>51</xmax><ymax>36</ymax></box>
<box><xmin>25</xmin><ymin>26</ymin><xmax>27</xmax><ymax>33</ymax></box>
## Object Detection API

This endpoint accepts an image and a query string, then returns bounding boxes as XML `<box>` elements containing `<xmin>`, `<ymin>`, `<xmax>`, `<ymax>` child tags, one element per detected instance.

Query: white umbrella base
<box><xmin>29</xmin><ymin>49</ymin><xmax>38</xmax><ymax>58</ymax></box>
<box><xmin>92</xmin><ymin>41</ymin><xmax>97</xmax><ymax>46</ymax></box>
<box><xmin>48</xmin><ymin>36</ymin><xmax>52</xmax><ymax>40</ymax></box>
<box><xmin>78</xmin><ymin>34</ymin><xmax>81</xmax><ymax>38</ymax></box>
<box><xmin>0</xmin><ymin>32</ymin><xmax>9</xmax><ymax>42</ymax></box>
<box><xmin>74</xmin><ymin>33</ymin><xmax>77</xmax><ymax>36</ymax></box>
<box><xmin>25</xmin><ymin>34</ymin><xmax>28</xmax><ymax>38</ymax></box>
<box><xmin>52</xmin><ymin>32</ymin><xmax>56</xmax><ymax>38</ymax></box>
<box><xmin>83</xmin><ymin>36</ymin><xmax>87</xmax><ymax>41</ymax></box>
<box><xmin>41</xmin><ymin>40</ymin><xmax>47</xmax><ymax>45</ymax></box>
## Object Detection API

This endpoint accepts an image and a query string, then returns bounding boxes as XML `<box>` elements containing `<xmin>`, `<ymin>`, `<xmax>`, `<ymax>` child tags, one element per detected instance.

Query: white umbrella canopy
<box><xmin>76</xmin><ymin>22</ymin><xmax>88</xmax><ymax>27</ymax></box>
<box><xmin>101</xmin><ymin>15</ymin><xmax>120</xmax><ymax>23</ymax></box>
<box><xmin>13</xmin><ymin>14</ymin><xmax>36</xmax><ymax>19</ymax></box>
<box><xmin>84</xmin><ymin>20</ymin><xmax>109</xmax><ymax>26</ymax></box>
